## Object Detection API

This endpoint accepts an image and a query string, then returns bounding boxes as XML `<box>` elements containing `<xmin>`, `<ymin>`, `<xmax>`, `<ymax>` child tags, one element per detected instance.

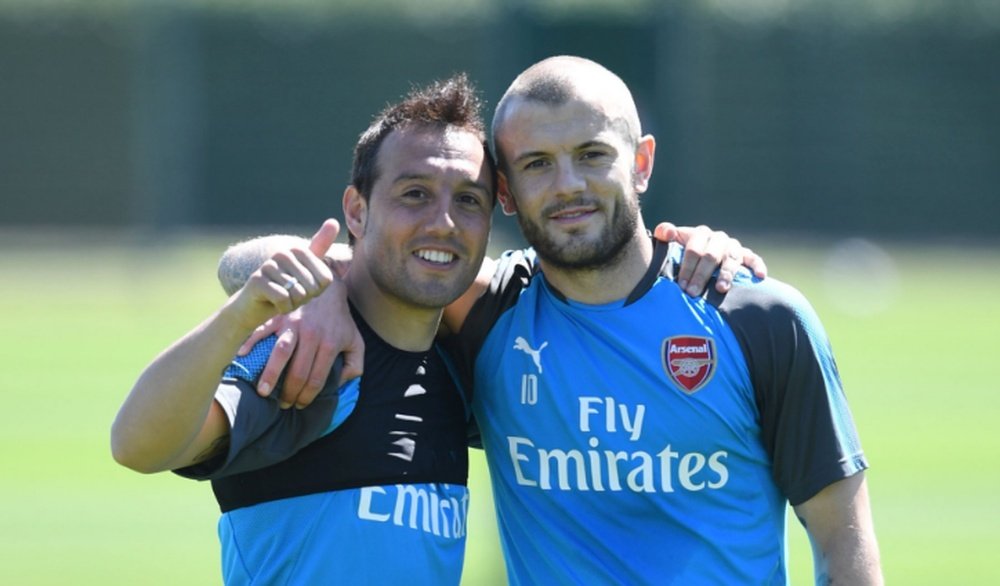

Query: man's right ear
<box><xmin>343</xmin><ymin>185</ymin><xmax>367</xmax><ymax>240</ymax></box>
<box><xmin>497</xmin><ymin>172</ymin><xmax>518</xmax><ymax>217</ymax></box>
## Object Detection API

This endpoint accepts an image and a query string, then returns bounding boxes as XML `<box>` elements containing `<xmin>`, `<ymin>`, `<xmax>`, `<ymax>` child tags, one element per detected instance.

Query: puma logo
<box><xmin>513</xmin><ymin>336</ymin><xmax>548</xmax><ymax>374</ymax></box>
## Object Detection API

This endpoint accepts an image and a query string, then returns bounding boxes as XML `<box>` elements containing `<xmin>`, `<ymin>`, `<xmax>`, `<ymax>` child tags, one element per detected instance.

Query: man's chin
<box><xmin>537</xmin><ymin>246</ymin><xmax>606</xmax><ymax>270</ymax></box>
<box><xmin>402</xmin><ymin>280</ymin><xmax>469</xmax><ymax>309</ymax></box>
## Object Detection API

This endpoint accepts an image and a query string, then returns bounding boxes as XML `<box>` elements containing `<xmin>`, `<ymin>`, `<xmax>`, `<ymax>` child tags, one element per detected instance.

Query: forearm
<box><xmin>111</xmin><ymin>300</ymin><xmax>255</xmax><ymax>473</ymax></box>
<box><xmin>811</xmin><ymin>523</ymin><xmax>883</xmax><ymax>585</ymax></box>
<box><xmin>796</xmin><ymin>473</ymin><xmax>883</xmax><ymax>585</ymax></box>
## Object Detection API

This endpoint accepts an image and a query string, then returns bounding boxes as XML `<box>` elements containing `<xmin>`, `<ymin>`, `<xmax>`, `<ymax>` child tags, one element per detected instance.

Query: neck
<box><xmin>345</xmin><ymin>269</ymin><xmax>442</xmax><ymax>353</ymax></box>
<box><xmin>538</xmin><ymin>227</ymin><xmax>653</xmax><ymax>305</ymax></box>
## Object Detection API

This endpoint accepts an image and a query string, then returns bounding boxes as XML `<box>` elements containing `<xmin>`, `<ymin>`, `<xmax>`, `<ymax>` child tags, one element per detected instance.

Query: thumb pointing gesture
<box><xmin>309</xmin><ymin>218</ymin><xmax>340</xmax><ymax>258</ymax></box>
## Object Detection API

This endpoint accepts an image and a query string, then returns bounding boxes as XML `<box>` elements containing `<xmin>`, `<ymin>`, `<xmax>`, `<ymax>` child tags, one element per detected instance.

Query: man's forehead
<box><xmin>376</xmin><ymin>125</ymin><xmax>492</xmax><ymax>189</ymax></box>
<box><xmin>498</xmin><ymin>97</ymin><xmax>627</xmax><ymax>153</ymax></box>
<box><xmin>384</xmin><ymin>125</ymin><xmax>485</xmax><ymax>160</ymax></box>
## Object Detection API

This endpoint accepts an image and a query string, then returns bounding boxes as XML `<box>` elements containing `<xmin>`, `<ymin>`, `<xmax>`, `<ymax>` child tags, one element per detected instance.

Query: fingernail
<box><xmin>279</xmin><ymin>401</ymin><xmax>292</xmax><ymax>410</ymax></box>
<box><xmin>687</xmin><ymin>285</ymin><xmax>700</xmax><ymax>296</ymax></box>
<box><xmin>678</xmin><ymin>279</ymin><xmax>688</xmax><ymax>291</ymax></box>
<box><xmin>259</xmin><ymin>382</ymin><xmax>271</xmax><ymax>396</ymax></box>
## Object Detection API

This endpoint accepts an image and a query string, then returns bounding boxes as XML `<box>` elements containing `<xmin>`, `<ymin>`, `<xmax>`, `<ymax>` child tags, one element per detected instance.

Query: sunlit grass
<box><xmin>1</xmin><ymin>232</ymin><xmax>997</xmax><ymax>584</ymax></box>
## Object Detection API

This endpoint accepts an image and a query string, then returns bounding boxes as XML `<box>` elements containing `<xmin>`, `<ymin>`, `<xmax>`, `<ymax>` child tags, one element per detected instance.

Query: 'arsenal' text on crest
<box><xmin>662</xmin><ymin>336</ymin><xmax>717</xmax><ymax>394</ymax></box>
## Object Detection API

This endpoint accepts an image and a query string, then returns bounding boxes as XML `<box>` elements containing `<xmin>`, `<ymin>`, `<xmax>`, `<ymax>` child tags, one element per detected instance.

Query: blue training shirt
<box><xmin>176</xmin><ymin>307</ymin><xmax>471</xmax><ymax>585</ymax></box>
<box><xmin>444</xmin><ymin>241</ymin><xmax>867</xmax><ymax>585</ymax></box>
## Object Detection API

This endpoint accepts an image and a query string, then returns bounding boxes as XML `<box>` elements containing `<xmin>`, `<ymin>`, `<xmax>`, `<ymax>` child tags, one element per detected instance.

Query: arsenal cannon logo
<box><xmin>662</xmin><ymin>336</ymin><xmax>717</xmax><ymax>394</ymax></box>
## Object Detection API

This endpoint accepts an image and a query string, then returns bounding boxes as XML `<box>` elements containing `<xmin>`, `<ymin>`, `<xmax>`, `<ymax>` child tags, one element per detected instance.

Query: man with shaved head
<box><xmin>227</xmin><ymin>57</ymin><xmax>876</xmax><ymax>583</ymax></box>
<box><xmin>439</xmin><ymin>55</ymin><xmax>882</xmax><ymax>584</ymax></box>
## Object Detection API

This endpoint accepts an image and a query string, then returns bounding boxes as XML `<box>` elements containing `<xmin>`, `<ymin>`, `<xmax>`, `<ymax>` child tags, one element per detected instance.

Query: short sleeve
<box><xmin>174</xmin><ymin>338</ymin><xmax>355</xmax><ymax>480</ymax></box>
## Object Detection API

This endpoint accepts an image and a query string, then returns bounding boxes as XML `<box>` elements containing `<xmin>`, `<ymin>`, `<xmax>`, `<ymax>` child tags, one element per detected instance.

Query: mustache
<box><xmin>542</xmin><ymin>198</ymin><xmax>602</xmax><ymax>217</ymax></box>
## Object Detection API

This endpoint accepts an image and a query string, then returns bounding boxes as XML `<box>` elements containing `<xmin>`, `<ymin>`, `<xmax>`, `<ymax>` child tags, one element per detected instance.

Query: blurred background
<box><xmin>2</xmin><ymin>0</ymin><xmax>998</xmax><ymax>584</ymax></box>
<box><xmin>3</xmin><ymin>0</ymin><xmax>999</xmax><ymax>237</ymax></box>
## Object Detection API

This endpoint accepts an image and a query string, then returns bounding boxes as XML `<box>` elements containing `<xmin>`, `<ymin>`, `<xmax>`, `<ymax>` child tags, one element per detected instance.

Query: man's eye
<box><xmin>581</xmin><ymin>150</ymin><xmax>605</xmax><ymax>161</ymax></box>
<box><xmin>458</xmin><ymin>193</ymin><xmax>484</xmax><ymax>207</ymax></box>
<box><xmin>402</xmin><ymin>189</ymin><xmax>426</xmax><ymax>199</ymax></box>
<box><xmin>523</xmin><ymin>159</ymin><xmax>548</xmax><ymax>171</ymax></box>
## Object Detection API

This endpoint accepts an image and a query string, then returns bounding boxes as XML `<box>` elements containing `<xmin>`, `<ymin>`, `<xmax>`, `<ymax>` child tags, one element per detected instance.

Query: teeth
<box><xmin>416</xmin><ymin>249</ymin><xmax>455</xmax><ymax>264</ymax></box>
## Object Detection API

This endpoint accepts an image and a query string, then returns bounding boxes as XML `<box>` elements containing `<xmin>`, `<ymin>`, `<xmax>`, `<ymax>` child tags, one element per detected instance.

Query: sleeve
<box><xmin>718</xmin><ymin>277</ymin><xmax>868</xmax><ymax>506</ymax></box>
<box><xmin>173</xmin><ymin>335</ymin><xmax>357</xmax><ymax>480</ymax></box>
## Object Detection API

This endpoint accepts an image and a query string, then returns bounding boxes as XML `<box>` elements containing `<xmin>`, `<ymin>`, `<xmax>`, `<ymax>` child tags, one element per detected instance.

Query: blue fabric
<box><xmin>466</xmin><ymin>248</ymin><xmax>866</xmax><ymax>585</ymax></box>
<box><xmin>223</xmin><ymin>335</ymin><xmax>276</xmax><ymax>383</ymax></box>
<box><xmin>219</xmin><ymin>484</ymin><xmax>468</xmax><ymax>585</ymax></box>
<box><xmin>178</xmin><ymin>315</ymin><xmax>470</xmax><ymax>585</ymax></box>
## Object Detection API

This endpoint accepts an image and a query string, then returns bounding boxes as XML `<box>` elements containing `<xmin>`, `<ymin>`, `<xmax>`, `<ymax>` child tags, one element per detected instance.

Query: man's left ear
<box><xmin>497</xmin><ymin>171</ymin><xmax>518</xmax><ymax>216</ymax></box>
<box><xmin>343</xmin><ymin>185</ymin><xmax>368</xmax><ymax>240</ymax></box>
<box><xmin>633</xmin><ymin>135</ymin><xmax>656</xmax><ymax>194</ymax></box>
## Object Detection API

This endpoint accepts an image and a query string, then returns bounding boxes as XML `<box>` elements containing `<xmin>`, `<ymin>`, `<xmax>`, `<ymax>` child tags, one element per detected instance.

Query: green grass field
<box><xmin>2</xmin><ymin>231</ymin><xmax>998</xmax><ymax>584</ymax></box>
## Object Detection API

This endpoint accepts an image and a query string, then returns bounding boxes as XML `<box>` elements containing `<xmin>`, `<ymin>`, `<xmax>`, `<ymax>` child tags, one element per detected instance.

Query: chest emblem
<box><xmin>662</xmin><ymin>336</ymin><xmax>716</xmax><ymax>394</ymax></box>
<box><xmin>513</xmin><ymin>336</ymin><xmax>548</xmax><ymax>374</ymax></box>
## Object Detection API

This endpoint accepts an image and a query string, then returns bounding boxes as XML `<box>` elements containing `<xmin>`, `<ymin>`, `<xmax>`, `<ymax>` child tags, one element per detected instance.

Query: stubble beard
<box><xmin>367</xmin><ymin>246</ymin><xmax>472</xmax><ymax>311</ymax></box>
<box><xmin>517</xmin><ymin>193</ymin><xmax>640</xmax><ymax>271</ymax></box>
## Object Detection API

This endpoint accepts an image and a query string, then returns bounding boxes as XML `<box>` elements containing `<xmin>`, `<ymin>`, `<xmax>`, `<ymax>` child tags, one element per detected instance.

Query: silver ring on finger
<box><xmin>282</xmin><ymin>276</ymin><xmax>299</xmax><ymax>291</ymax></box>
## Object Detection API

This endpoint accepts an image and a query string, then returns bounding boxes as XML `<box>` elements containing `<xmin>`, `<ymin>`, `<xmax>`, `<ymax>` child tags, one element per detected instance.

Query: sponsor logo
<box><xmin>503</xmin><ymin>396</ymin><xmax>731</xmax><ymax>494</ymax></box>
<box><xmin>513</xmin><ymin>336</ymin><xmax>548</xmax><ymax>374</ymax></box>
<box><xmin>507</xmin><ymin>436</ymin><xmax>729</xmax><ymax>493</ymax></box>
<box><xmin>358</xmin><ymin>484</ymin><xmax>469</xmax><ymax>539</ymax></box>
<box><xmin>662</xmin><ymin>336</ymin><xmax>716</xmax><ymax>394</ymax></box>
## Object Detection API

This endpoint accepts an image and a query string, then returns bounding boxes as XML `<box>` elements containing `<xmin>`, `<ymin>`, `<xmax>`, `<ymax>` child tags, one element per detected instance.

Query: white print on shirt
<box><xmin>579</xmin><ymin>396</ymin><xmax>645</xmax><ymax>441</ymax></box>
<box><xmin>357</xmin><ymin>484</ymin><xmax>469</xmax><ymax>539</ymax></box>
<box><xmin>513</xmin><ymin>337</ymin><xmax>548</xmax><ymax>374</ymax></box>
<box><xmin>520</xmin><ymin>374</ymin><xmax>538</xmax><ymax>405</ymax></box>
<box><xmin>505</xmin><ymin>395</ymin><xmax>729</xmax><ymax>493</ymax></box>
<box><xmin>388</xmin><ymin>365</ymin><xmax>432</xmax><ymax>462</ymax></box>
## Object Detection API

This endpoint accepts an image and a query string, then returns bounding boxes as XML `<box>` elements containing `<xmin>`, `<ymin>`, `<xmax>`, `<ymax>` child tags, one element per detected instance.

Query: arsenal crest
<box><xmin>662</xmin><ymin>336</ymin><xmax>716</xmax><ymax>394</ymax></box>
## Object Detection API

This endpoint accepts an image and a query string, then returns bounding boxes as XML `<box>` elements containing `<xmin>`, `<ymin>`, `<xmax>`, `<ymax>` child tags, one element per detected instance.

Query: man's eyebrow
<box><xmin>511</xmin><ymin>141</ymin><xmax>615</xmax><ymax>165</ymax></box>
<box><xmin>578</xmin><ymin>140</ymin><xmax>611</xmax><ymax>149</ymax></box>
<box><xmin>391</xmin><ymin>173</ymin><xmax>491</xmax><ymax>193</ymax></box>
<box><xmin>510</xmin><ymin>150</ymin><xmax>549</xmax><ymax>166</ymax></box>
<box><xmin>459</xmin><ymin>178</ymin><xmax>493</xmax><ymax>194</ymax></box>
<box><xmin>390</xmin><ymin>172</ymin><xmax>434</xmax><ymax>184</ymax></box>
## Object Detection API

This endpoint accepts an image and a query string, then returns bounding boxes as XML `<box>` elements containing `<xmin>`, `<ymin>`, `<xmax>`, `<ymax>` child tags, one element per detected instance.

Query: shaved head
<box><xmin>491</xmin><ymin>56</ymin><xmax>642</xmax><ymax>169</ymax></box>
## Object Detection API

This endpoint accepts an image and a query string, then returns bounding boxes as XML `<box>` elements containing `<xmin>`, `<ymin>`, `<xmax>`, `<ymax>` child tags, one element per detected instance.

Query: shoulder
<box><xmin>442</xmin><ymin>247</ymin><xmax>539</xmax><ymax>336</ymax></box>
<box><xmin>711</xmin><ymin>275</ymin><xmax>835</xmax><ymax>384</ymax></box>
<box><xmin>714</xmin><ymin>275</ymin><xmax>819</xmax><ymax>331</ymax></box>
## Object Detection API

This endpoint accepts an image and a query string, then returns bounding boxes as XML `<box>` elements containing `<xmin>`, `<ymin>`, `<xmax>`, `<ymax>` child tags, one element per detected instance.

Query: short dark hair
<box><xmin>351</xmin><ymin>73</ymin><xmax>496</xmax><ymax>202</ymax></box>
<box><xmin>491</xmin><ymin>57</ymin><xmax>640</xmax><ymax>172</ymax></box>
